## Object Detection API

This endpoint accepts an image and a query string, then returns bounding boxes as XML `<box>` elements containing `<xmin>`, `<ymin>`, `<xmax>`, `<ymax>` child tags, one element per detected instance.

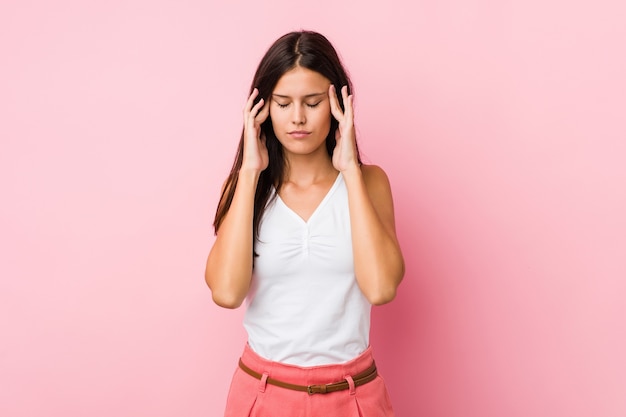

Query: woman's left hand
<box><xmin>329</xmin><ymin>85</ymin><xmax>359</xmax><ymax>173</ymax></box>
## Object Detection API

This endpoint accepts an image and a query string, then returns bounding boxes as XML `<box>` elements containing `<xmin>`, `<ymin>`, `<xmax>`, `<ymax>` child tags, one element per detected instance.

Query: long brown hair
<box><xmin>213</xmin><ymin>31</ymin><xmax>362</xmax><ymax>238</ymax></box>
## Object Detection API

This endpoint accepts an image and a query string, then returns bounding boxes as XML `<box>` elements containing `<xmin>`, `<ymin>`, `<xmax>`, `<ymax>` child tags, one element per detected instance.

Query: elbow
<box><xmin>366</xmin><ymin>287</ymin><xmax>397</xmax><ymax>306</ymax></box>
<box><xmin>210</xmin><ymin>288</ymin><xmax>246</xmax><ymax>309</ymax></box>
<box><xmin>362</xmin><ymin>266</ymin><xmax>404</xmax><ymax>306</ymax></box>
<box><xmin>205</xmin><ymin>271</ymin><xmax>247</xmax><ymax>309</ymax></box>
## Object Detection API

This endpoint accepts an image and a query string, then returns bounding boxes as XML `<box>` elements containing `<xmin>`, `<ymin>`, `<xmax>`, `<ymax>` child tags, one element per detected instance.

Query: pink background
<box><xmin>1</xmin><ymin>1</ymin><xmax>625</xmax><ymax>416</ymax></box>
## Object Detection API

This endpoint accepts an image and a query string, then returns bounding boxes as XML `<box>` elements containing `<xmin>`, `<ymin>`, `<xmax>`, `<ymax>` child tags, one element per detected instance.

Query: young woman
<box><xmin>205</xmin><ymin>30</ymin><xmax>404</xmax><ymax>416</ymax></box>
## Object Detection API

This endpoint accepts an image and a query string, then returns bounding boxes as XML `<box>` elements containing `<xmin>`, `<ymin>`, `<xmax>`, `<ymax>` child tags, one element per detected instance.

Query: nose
<box><xmin>292</xmin><ymin>104</ymin><xmax>306</xmax><ymax>125</ymax></box>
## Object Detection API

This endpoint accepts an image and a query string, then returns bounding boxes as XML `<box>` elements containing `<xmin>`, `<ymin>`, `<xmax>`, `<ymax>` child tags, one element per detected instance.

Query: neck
<box><xmin>283</xmin><ymin>151</ymin><xmax>337</xmax><ymax>186</ymax></box>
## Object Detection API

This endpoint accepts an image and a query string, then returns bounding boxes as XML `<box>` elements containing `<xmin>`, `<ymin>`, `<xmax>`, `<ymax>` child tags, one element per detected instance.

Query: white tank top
<box><xmin>243</xmin><ymin>173</ymin><xmax>371</xmax><ymax>366</ymax></box>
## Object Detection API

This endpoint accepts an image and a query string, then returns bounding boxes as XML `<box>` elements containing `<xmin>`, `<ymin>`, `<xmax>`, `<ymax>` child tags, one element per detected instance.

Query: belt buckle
<box><xmin>307</xmin><ymin>384</ymin><xmax>328</xmax><ymax>395</ymax></box>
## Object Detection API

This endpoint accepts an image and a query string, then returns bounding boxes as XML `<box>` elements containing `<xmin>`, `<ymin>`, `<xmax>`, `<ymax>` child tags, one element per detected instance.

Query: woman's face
<box><xmin>269</xmin><ymin>66</ymin><xmax>332</xmax><ymax>158</ymax></box>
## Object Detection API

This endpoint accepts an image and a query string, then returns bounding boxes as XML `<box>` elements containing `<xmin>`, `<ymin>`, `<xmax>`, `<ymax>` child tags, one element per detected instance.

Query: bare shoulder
<box><xmin>360</xmin><ymin>164</ymin><xmax>398</xmax><ymax>235</ymax></box>
<box><xmin>361</xmin><ymin>164</ymin><xmax>392</xmax><ymax>195</ymax></box>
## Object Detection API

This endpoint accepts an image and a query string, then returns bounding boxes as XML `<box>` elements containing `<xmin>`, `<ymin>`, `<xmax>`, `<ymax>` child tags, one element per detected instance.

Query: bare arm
<box><xmin>205</xmin><ymin>171</ymin><xmax>259</xmax><ymax>308</ymax></box>
<box><xmin>329</xmin><ymin>85</ymin><xmax>404</xmax><ymax>305</ymax></box>
<box><xmin>343</xmin><ymin>164</ymin><xmax>405</xmax><ymax>305</ymax></box>
<box><xmin>205</xmin><ymin>89</ymin><xmax>269</xmax><ymax>308</ymax></box>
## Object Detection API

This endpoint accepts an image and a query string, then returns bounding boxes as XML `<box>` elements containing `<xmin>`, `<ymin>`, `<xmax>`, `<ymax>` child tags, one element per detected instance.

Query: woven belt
<box><xmin>238</xmin><ymin>359</ymin><xmax>378</xmax><ymax>395</ymax></box>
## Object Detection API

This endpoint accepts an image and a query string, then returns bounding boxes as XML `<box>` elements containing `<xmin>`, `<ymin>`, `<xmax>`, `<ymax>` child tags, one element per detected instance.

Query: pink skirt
<box><xmin>223</xmin><ymin>344</ymin><xmax>395</xmax><ymax>417</ymax></box>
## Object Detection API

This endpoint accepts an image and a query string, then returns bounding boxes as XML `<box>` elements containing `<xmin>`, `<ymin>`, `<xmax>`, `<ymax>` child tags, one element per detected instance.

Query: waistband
<box><xmin>240</xmin><ymin>343</ymin><xmax>376</xmax><ymax>386</ymax></box>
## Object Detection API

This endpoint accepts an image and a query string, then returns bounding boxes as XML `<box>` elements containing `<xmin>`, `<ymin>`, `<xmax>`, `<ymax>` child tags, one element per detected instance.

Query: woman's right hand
<box><xmin>241</xmin><ymin>88</ymin><xmax>270</xmax><ymax>173</ymax></box>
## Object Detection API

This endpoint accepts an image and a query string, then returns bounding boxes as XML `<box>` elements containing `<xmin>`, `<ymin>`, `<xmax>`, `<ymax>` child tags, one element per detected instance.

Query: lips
<box><xmin>287</xmin><ymin>130</ymin><xmax>311</xmax><ymax>139</ymax></box>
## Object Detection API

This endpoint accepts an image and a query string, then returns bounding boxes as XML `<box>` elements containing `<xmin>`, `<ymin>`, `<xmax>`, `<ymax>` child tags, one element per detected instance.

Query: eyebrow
<box><xmin>271</xmin><ymin>92</ymin><xmax>327</xmax><ymax>99</ymax></box>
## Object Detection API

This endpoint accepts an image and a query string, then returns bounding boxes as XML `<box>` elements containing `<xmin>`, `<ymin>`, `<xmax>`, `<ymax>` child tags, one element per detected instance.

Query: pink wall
<box><xmin>1</xmin><ymin>1</ymin><xmax>625</xmax><ymax>416</ymax></box>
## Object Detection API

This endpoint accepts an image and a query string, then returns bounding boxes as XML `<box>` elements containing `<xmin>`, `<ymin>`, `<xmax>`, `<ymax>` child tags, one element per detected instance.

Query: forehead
<box><xmin>272</xmin><ymin>66</ymin><xmax>330</xmax><ymax>96</ymax></box>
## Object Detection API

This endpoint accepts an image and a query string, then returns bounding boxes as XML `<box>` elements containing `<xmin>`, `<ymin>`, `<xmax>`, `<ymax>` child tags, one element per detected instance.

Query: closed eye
<box><xmin>274</xmin><ymin>101</ymin><xmax>322</xmax><ymax>109</ymax></box>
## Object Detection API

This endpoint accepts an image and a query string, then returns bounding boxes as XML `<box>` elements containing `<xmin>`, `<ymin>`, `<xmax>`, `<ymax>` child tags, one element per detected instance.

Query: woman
<box><xmin>205</xmin><ymin>30</ymin><xmax>404</xmax><ymax>416</ymax></box>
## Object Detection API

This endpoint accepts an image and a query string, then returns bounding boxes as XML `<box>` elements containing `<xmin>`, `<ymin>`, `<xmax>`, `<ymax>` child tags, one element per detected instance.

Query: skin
<box><xmin>205</xmin><ymin>66</ymin><xmax>405</xmax><ymax>308</ymax></box>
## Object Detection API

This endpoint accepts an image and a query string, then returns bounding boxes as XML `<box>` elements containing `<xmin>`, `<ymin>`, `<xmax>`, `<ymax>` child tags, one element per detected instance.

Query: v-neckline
<box><xmin>275</xmin><ymin>172</ymin><xmax>343</xmax><ymax>225</ymax></box>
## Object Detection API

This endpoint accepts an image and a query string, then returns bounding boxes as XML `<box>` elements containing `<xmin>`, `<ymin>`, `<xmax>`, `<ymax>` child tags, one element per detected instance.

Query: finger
<box><xmin>255</xmin><ymin>97</ymin><xmax>270</xmax><ymax>124</ymax></box>
<box><xmin>328</xmin><ymin>84</ymin><xmax>344</xmax><ymax>121</ymax></box>
<box><xmin>249</xmin><ymin>97</ymin><xmax>265</xmax><ymax>121</ymax></box>
<box><xmin>244</xmin><ymin>88</ymin><xmax>259</xmax><ymax>115</ymax></box>
<box><xmin>341</xmin><ymin>86</ymin><xmax>354</xmax><ymax>122</ymax></box>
